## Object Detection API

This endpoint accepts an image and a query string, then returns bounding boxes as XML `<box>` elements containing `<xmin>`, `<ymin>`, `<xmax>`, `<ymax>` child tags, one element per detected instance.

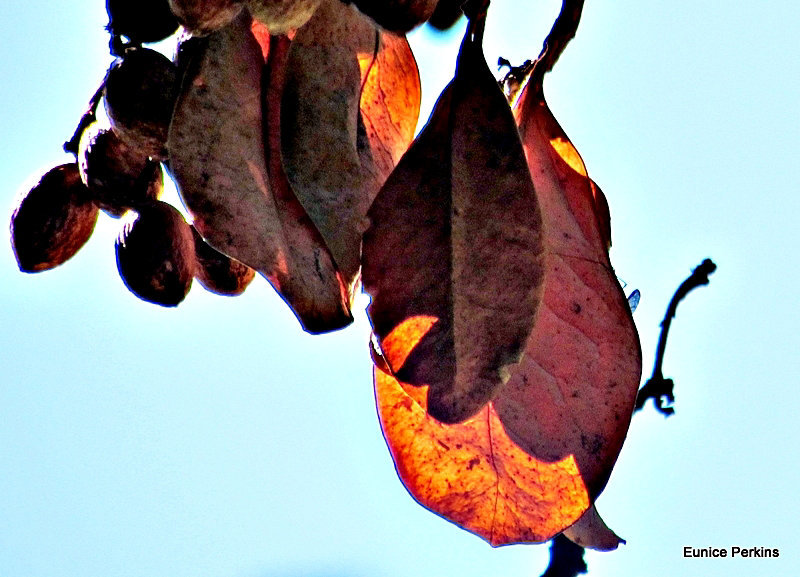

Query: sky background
<box><xmin>2</xmin><ymin>1</ymin><xmax>799</xmax><ymax>576</ymax></box>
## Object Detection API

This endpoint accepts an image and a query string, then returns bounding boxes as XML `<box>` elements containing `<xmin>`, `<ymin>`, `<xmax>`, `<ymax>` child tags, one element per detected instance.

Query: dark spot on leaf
<box><xmin>580</xmin><ymin>433</ymin><xmax>603</xmax><ymax>455</ymax></box>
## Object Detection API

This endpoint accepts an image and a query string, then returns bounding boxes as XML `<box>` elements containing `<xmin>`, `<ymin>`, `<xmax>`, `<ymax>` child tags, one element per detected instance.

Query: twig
<box><xmin>63</xmin><ymin>79</ymin><xmax>107</xmax><ymax>156</ymax></box>
<box><xmin>540</xmin><ymin>534</ymin><xmax>588</xmax><ymax>577</ymax></box>
<box><xmin>635</xmin><ymin>258</ymin><xmax>717</xmax><ymax>416</ymax></box>
<box><xmin>530</xmin><ymin>0</ymin><xmax>585</xmax><ymax>91</ymax></box>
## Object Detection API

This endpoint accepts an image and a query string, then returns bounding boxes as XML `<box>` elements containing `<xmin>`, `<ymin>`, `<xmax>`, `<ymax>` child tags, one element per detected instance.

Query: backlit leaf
<box><xmin>371</xmin><ymin>0</ymin><xmax>641</xmax><ymax>545</ymax></box>
<box><xmin>357</xmin><ymin>30</ymin><xmax>421</xmax><ymax>198</ymax></box>
<box><xmin>168</xmin><ymin>11</ymin><xmax>352</xmax><ymax>333</ymax></box>
<box><xmin>493</xmin><ymin>71</ymin><xmax>641</xmax><ymax>502</ymax></box>
<box><xmin>374</xmin><ymin>365</ymin><xmax>589</xmax><ymax>546</ymax></box>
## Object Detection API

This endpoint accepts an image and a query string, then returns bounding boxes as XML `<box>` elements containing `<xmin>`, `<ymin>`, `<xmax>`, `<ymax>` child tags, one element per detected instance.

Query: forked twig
<box><xmin>635</xmin><ymin>258</ymin><xmax>717</xmax><ymax>416</ymax></box>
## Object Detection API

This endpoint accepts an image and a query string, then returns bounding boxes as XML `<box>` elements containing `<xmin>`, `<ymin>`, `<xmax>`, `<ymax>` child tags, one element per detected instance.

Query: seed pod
<box><xmin>104</xmin><ymin>47</ymin><xmax>179</xmax><ymax>160</ymax></box>
<box><xmin>168</xmin><ymin>0</ymin><xmax>244</xmax><ymax>35</ymax></box>
<box><xmin>11</xmin><ymin>163</ymin><xmax>99</xmax><ymax>273</ymax></box>
<box><xmin>106</xmin><ymin>0</ymin><xmax>180</xmax><ymax>44</ymax></box>
<box><xmin>247</xmin><ymin>0</ymin><xmax>322</xmax><ymax>34</ymax></box>
<box><xmin>116</xmin><ymin>201</ymin><xmax>195</xmax><ymax>306</ymax></box>
<box><xmin>427</xmin><ymin>0</ymin><xmax>463</xmax><ymax>31</ymax></box>
<box><xmin>78</xmin><ymin>123</ymin><xmax>163</xmax><ymax>217</ymax></box>
<box><xmin>191</xmin><ymin>226</ymin><xmax>255</xmax><ymax>296</ymax></box>
<box><xmin>351</xmin><ymin>0</ymin><xmax>438</xmax><ymax>32</ymax></box>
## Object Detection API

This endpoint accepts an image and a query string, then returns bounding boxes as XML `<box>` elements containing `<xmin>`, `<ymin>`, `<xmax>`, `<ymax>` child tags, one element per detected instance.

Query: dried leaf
<box><xmin>168</xmin><ymin>11</ymin><xmax>352</xmax><ymax>333</ymax></box>
<box><xmin>281</xmin><ymin>0</ymin><xmax>378</xmax><ymax>290</ymax></box>
<box><xmin>374</xmin><ymin>366</ymin><xmax>589</xmax><ymax>546</ymax></box>
<box><xmin>363</xmin><ymin>14</ymin><xmax>544</xmax><ymax>423</ymax></box>
<box><xmin>370</xmin><ymin>1</ymin><xmax>640</xmax><ymax>545</ymax></box>
<box><xmin>492</xmin><ymin>76</ymin><xmax>641</xmax><ymax>501</ymax></box>
<box><xmin>562</xmin><ymin>504</ymin><xmax>623</xmax><ymax>551</ymax></box>
<box><xmin>357</xmin><ymin>30</ymin><xmax>421</xmax><ymax>200</ymax></box>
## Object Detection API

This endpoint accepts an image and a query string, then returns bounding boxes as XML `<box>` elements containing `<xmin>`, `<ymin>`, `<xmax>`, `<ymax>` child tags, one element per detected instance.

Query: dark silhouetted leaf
<box><xmin>281</xmin><ymin>0</ymin><xmax>378</xmax><ymax>291</ymax></box>
<box><xmin>168</xmin><ymin>10</ymin><xmax>352</xmax><ymax>333</ymax></box>
<box><xmin>364</xmin><ymin>10</ymin><xmax>544</xmax><ymax>423</ymax></box>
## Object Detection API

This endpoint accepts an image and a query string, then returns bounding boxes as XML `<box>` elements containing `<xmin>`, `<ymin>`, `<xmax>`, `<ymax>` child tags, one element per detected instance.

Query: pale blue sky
<box><xmin>2</xmin><ymin>1</ymin><xmax>799</xmax><ymax>576</ymax></box>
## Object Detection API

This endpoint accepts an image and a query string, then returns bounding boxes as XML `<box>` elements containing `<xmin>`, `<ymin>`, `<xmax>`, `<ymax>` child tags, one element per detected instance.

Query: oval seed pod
<box><xmin>168</xmin><ymin>0</ymin><xmax>244</xmax><ymax>35</ymax></box>
<box><xmin>106</xmin><ymin>0</ymin><xmax>180</xmax><ymax>44</ymax></box>
<box><xmin>427</xmin><ymin>0</ymin><xmax>463</xmax><ymax>31</ymax></box>
<box><xmin>115</xmin><ymin>201</ymin><xmax>195</xmax><ymax>306</ymax></box>
<box><xmin>351</xmin><ymin>0</ymin><xmax>438</xmax><ymax>33</ymax></box>
<box><xmin>78</xmin><ymin>123</ymin><xmax>163</xmax><ymax>217</ymax></box>
<box><xmin>11</xmin><ymin>163</ymin><xmax>99</xmax><ymax>273</ymax></box>
<box><xmin>246</xmin><ymin>0</ymin><xmax>322</xmax><ymax>34</ymax></box>
<box><xmin>104</xmin><ymin>47</ymin><xmax>179</xmax><ymax>160</ymax></box>
<box><xmin>191</xmin><ymin>226</ymin><xmax>255</xmax><ymax>296</ymax></box>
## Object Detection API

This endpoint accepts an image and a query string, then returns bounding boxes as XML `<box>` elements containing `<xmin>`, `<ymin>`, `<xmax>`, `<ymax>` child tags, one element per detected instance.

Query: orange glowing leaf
<box><xmin>370</xmin><ymin>0</ymin><xmax>640</xmax><ymax>546</ymax></box>
<box><xmin>375</xmin><ymin>368</ymin><xmax>590</xmax><ymax>545</ymax></box>
<box><xmin>363</xmin><ymin>10</ymin><xmax>544</xmax><ymax>424</ymax></box>
<box><xmin>357</xmin><ymin>31</ymin><xmax>421</xmax><ymax>198</ymax></box>
<box><xmin>168</xmin><ymin>10</ymin><xmax>351</xmax><ymax>333</ymax></box>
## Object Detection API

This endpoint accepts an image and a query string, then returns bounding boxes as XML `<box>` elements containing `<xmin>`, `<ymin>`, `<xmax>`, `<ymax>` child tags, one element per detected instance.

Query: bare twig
<box><xmin>635</xmin><ymin>258</ymin><xmax>717</xmax><ymax>415</ymax></box>
<box><xmin>530</xmin><ymin>0</ymin><xmax>585</xmax><ymax>91</ymax></box>
<box><xmin>540</xmin><ymin>534</ymin><xmax>588</xmax><ymax>577</ymax></box>
<box><xmin>63</xmin><ymin>80</ymin><xmax>107</xmax><ymax>157</ymax></box>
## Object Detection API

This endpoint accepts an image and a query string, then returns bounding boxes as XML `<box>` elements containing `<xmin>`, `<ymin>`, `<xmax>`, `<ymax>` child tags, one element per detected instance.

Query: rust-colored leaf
<box><xmin>492</xmin><ymin>69</ymin><xmax>641</xmax><ymax>502</ymax></box>
<box><xmin>357</xmin><ymin>30</ymin><xmax>421</xmax><ymax>201</ymax></box>
<box><xmin>363</xmin><ymin>11</ymin><xmax>544</xmax><ymax>423</ymax></box>
<box><xmin>374</xmin><ymin>366</ymin><xmax>589</xmax><ymax>546</ymax></box>
<box><xmin>371</xmin><ymin>0</ymin><xmax>640</xmax><ymax>545</ymax></box>
<box><xmin>168</xmin><ymin>10</ymin><xmax>352</xmax><ymax>333</ymax></box>
<box><xmin>281</xmin><ymin>0</ymin><xmax>378</xmax><ymax>291</ymax></box>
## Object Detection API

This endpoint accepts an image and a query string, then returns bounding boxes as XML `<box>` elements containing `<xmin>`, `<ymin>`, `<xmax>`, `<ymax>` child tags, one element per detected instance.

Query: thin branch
<box><xmin>63</xmin><ymin>79</ymin><xmax>107</xmax><ymax>157</ymax></box>
<box><xmin>635</xmin><ymin>258</ymin><xmax>717</xmax><ymax>415</ymax></box>
<box><xmin>530</xmin><ymin>0</ymin><xmax>585</xmax><ymax>91</ymax></box>
<box><xmin>540</xmin><ymin>534</ymin><xmax>588</xmax><ymax>577</ymax></box>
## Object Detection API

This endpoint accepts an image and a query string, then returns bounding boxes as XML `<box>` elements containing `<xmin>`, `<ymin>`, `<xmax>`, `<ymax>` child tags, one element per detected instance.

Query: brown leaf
<box><xmin>492</xmin><ymin>76</ymin><xmax>641</xmax><ymax>500</ymax></box>
<box><xmin>168</xmin><ymin>10</ymin><xmax>352</xmax><ymax>333</ymax></box>
<box><xmin>363</xmin><ymin>14</ymin><xmax>544</xmax><ymax>423</ymax></box>
<box><xmin>357</xmin><ymin>30</ymin><xmax>421</xmax><ymax>201</ymax></box>
<box><xmin>281</xmin><ymin>0</ymin><xmax>378</xmax><ymax>290</ymax></box>
<box><xmin>561</xmin><ymin>504</ymin><xmax>623</xmax><ymax>551</ymax></box>
<box><xmin>374</xmin><ymin>365</ymin><xmax>589</xmax><ymax>546</ymax></box>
